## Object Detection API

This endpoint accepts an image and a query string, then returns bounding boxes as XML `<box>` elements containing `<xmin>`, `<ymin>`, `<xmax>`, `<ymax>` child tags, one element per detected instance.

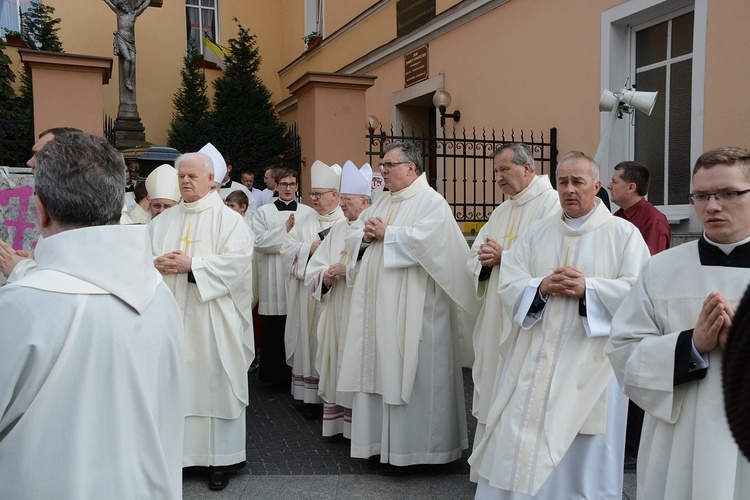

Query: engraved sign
<box><xmin>397</xmin><ymin>0</ymin><xmax>435</xmax><ymax>37</ymax></box>
<box><xmin>405</xmin><ymin>45</ymin><xmax>429</xmax><ymax>87</ymax></box>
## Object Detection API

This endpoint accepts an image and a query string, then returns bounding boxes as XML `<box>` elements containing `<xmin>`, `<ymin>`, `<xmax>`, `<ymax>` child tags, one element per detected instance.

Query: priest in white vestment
<box><xmin>149</xmin><ymin>151</ymin><xmax>254</xmax><ymax>491</ymax></box>
<box><xmin>306</xmin><ymin>161</ymin><xmax>372</xmax><ymax>438</ymax></box>
<box><xmin>282</xmin><ymin>161</ymin><xmax>346</xmax><ymax>417</ymax></box>
<box><xmin>470</xmin><ymin>152</ymin><xmax>649</xmax><ymax>499</ymax></box>
<box><xmin>338</xmin><ymin>141</ymin><xmax>481</xmax><ymax>474</ymax></box>
<box><xmin>608</xmin><ymin>146</ymin><xmax>750</xmax><ymax>500</ymax></box>
<box><xmin>254</xmin><ymin>168</ymin><xmax>315</xmax><ymax>389</ymax></box>
<box><xmin>466</xmin><ymin>144</ymin><xmax>559</xmax><ymax>479</ymax></box>
<box><xmin>0</xmin><ymin>132</ymin><xmax>186</xmax><ymax>499</ymax></box>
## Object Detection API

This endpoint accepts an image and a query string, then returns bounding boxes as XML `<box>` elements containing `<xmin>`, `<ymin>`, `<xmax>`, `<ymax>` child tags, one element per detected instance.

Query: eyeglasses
<box><xmin>378</xmin><ymin>161</ymin><xmax>411</xmax><ymax>171</ymax></box>
<box><xmin>278</xmin><ymin>182</ymin><xmax>298</xmax><ymax>189</ymax></box>
<box><xmin>688</xmin><ymin>189</ymin><xmax>750</xmax><ymax>205</ymax></box>
<box><xmin>309</xmin><ymin>189</ymin><xmax>335</xmax><ymax>200</ymax></box>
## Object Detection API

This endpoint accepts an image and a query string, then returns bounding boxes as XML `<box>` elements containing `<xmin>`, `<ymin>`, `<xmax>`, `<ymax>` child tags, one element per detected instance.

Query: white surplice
<box><xmin>253</xmin><ymin>201</ymin><xmax>315</xmax><ymax>316</ymax></box>
<box><xmin>306</xmin><ymin>218</ymin><xmax>356</xmax><ymax>437</ymax></box>
<box><xmin>607</xmin><ymin>238</ymin><xmax>750</xmax><ymax>500</ymax></box>
<box><xmin>338</xmin><ymin>174</ymin><xmax>481</xmax><ymax>465</ymax></box>
<box><xmin>470</xmin><ymin>200</ymin><xmax>649</xmax><ymax>498</ymax></box>
<box><xmin>0</xmin><ymin>225</ymin><xmax>186</xmax><ymax>499</ymax></box>
<box><xmin>467</xmin><ymin>175</ymin><xmax>559</xmax><ymax>467</ymax></box>
<box><xmin>282</xmin><ymin>206</ymin><xmax>346</xmax><ymax>403</ymax></box>
<box><xmin>149</xmin><ymin>190</ymin><xmax>254</xmax><ymax>467</ymax></box>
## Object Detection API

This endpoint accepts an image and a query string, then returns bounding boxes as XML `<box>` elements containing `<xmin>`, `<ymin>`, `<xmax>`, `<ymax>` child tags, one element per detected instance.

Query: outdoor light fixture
<box><xmin>594</xmin><ymin>84</ymin><xmax>658</xmax><ymax>165</ymax></box>
<box><xmin>366</xmin><ymin>115</ymin><xmax>380</xmax><ymax>135</ymax></box>
<box><xmin>433</xmin><ymin>90</ymin><xmax>461</xmax><ymax>127</ymax></box>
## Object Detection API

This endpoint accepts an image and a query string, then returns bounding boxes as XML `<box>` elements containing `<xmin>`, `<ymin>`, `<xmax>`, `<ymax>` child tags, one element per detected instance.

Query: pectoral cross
<box><xmin>501</xmin><ymin>217</ymin><xmax>520</xmax><ymax>249</ymax></box>
<box><xmin>177</xmin><ymin>223</ymin><xmax>200</xmax><ymax>254</ymax></box>
<box><xmin>340</xmin><ymin>247</ymin><xmax>351</xmax><ymax>265</ymax></box>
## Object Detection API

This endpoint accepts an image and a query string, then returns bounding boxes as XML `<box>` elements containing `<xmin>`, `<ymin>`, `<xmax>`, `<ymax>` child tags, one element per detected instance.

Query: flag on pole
<box><xmin>203</xmin><ymin>33</ymin><xmax>230</xmax><ymax>69</ymax></box>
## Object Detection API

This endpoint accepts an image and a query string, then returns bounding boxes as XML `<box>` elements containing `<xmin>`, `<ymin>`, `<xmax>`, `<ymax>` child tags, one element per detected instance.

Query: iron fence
<box><xmin>366</xmin><ymin>126</ymin><xmax>557</xmax><ymax>223</ymax></box>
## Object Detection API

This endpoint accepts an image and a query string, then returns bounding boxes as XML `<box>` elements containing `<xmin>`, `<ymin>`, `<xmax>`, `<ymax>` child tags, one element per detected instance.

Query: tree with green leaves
<box><xmin>210</xmin><ymin>19</ymin><xmax>287</xmax><ymax>178</ymax></box>
<box><xmin>167</xmin><ymin>39</ymin><xmax>211</xmax><ymax>154</ymax></box>
<box><xmin>0</xmin><ymin>39</ymin><xmax>26</xmax><ymax>166</ymax></box>
<box><xmin>16</xmin><ymin>1</ymin><xmax>64</xmax><ymax>142</ymax></box>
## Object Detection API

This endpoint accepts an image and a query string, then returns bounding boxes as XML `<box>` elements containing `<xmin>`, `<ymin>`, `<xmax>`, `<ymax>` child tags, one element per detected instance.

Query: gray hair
<box><xmin>175</xmin><ymin>152</ymin><xmax>214</xmax><ymax>175</ymax></box>
<box><xmin>559</xmin><ymin>151</ymin><xmax>599</xmax><ymax>183</ymax></box>
<box><xmin>493</xmin><ymin>143</ymin><xmax>536</xmax><ymax>172</ymax></box>
<box><xmin>35</xmin><ymin>131</ymin><xmax>125</xmax><ymax>227</ymax></box>
<box><xmin>384</xmin><ymin>141</ymin><xmax>423</xmax><ymax>175</ymax></box>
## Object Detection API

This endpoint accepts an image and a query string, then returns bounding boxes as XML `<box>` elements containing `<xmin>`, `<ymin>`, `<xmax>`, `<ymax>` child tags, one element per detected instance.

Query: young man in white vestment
<box><xmin>306</xmin><ymin>160</ymin><xmax>372</xmax><ymax>439</ymax></box>
<box><xmin>466</xmin><ymin>143</ymin><xmax>559</xmax><ymax>480</ymax></box>
<box><xmin>338</xmin><ymin>141</ymin><xmax>481</xmax><ymax>475</ymax></box>
<box><xmin>253</xmin><ymin>168</ymin><xmax>315</xmax><ymax>390</ymax></box>
<box><xmin>282</xmin><ymin>160</ymin><xmax>346</xmax><ymax>419</ymax></box>
<box><xmin>607</xmin><ymin>146</ymin><xmax>750</xmax><ymax>500</ymax></box>
<box><xmin>0</xmin><ymin>132</ymin><xmax>186</xmax><ymax>499</ymax></box>
<box><xmin>470</xmin><ymin>152</ymin><xmax>650</xmax><ymax>499</ymax></box>
<box><xmin>149</xmin><ymin>151</ymin><xmax>255</xmax><ymax>491</ymax></box>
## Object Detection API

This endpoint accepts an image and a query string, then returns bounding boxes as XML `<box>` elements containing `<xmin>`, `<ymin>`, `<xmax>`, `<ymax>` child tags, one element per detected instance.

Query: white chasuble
<box><xmin>470</xmin><ymin>200</ymin><xmax>649</xmax><ymax>497</ymax></box>
<box><xmin>149</xmin><ymin>190</ymin><xmax>254</xmax><ymax>466</ymax></box>
<box><xmin>608</xmin><ymin>240</ymin><xmax>750</xmax><ymax>500</ymax></box>
<box><xmin>0</xmin><ymin>225</ymin><xmax>186</xmax><ymax>499</ymax></box>
<box><xmin>467</xmin><ymin>175</ymin><xmax>559</xmax><ymax>461</ymax></box>
<box><xmin>338</xmin><ymin>174</ymin><xmax>480</xmax><ymax>465</ymax></box>
<box><xmin>282</xmin><ymin>206</ymin><xmax>346</xmax><ymax>403</ymax></box>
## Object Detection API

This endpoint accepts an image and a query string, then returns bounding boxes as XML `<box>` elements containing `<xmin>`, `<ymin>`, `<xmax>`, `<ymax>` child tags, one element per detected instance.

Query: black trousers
<box><xmin>258</xmin><ymin>314</ymin><xmax>291</xmax><ymax>390</ymax></box>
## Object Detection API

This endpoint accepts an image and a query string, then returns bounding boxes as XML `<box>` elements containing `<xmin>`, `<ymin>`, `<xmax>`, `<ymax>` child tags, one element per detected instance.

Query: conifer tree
<box><xmin>167</xmin><ymin>39</ymin><xmax>211</xmax><ymax>153</ymax></box>
<box><xmin>210</xmin><ymin>19</ymin><xmax>286</xmax><ymax>177</ymax></box>
<box><xmin>0</xmin><ymin>39</ymin><xmax>25</xmax><ymax>166</ymax></box>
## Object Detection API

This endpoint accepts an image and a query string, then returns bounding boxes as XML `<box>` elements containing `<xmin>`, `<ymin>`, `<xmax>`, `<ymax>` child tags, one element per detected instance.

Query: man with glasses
<box><xmin>253</xmin><ymin>169</ymin><xmax>314</xmax><ymax>391</ymax></box>
<box><xmin>145</xmin><ymin>164</ymin><xmax>181</xmax><ymax>219</ymax></box>
<box><xmin>338</xmin><ymin>141</ymin><xmax>480</xmax><ymax>475</ymax></box>
<box><xmin>306</xmin><ymin>160</ymin><xmax>373</xmax><ymax>441</ymax></box>
<box><xmin>608</xmin><ymin>146</ymin><xmax>750</xmax><ymax>499</ymax></box>
<box><xmin>282</xmin><ymin>161</ymin><xmax>346</xmax><ymax>420</ymax></box>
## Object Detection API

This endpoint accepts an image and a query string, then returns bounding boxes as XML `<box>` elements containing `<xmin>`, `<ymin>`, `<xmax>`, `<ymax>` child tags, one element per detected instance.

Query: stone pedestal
<box><xmin>288</xmin><ymin>72</ymin><xmax>377</xmax><ymax>196</ymax></box>
<box><xmin>18</xmin><ymin>50</ymin><xmax>112</xmax><ymax>137</ymax></box>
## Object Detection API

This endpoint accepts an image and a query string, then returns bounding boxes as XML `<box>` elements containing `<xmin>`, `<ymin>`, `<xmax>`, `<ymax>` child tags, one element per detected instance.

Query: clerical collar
<box><xmin>563</xmin><ymin>203</ymin><xmax>597</xmax><ymax>229</ymax></box>
<box><xmin>221</xmin><ymin>179</ymin><xmax>233</xmax><ymax>189</ymax></box>
<box><xmin>698</xmin><ymin>233</ymin><xmax>750</xmax><ymax>267</ymax></box>
<box><xmin>274</xmin><ymin>199</ymin><xmax>297</xmax><ymax>211</ymax></box>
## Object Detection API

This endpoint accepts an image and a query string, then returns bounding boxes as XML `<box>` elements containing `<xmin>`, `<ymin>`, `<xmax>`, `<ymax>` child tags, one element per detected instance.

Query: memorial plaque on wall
<box><xmin>405</xmin><ymin>45</ymin><xmax>429</xmax><ymax>87</ymax></box>
<box><xmin>397</xmin><ymin>0</ymin><xmax>436</xmax><ymax>37</ymax></box>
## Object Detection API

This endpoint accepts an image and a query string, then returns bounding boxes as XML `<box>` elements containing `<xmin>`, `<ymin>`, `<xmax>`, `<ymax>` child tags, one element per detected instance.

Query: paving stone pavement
<box><xmin>183</xmin><ymin>368</ymin><xmax>637</xmax><ymax>499</ymax></box>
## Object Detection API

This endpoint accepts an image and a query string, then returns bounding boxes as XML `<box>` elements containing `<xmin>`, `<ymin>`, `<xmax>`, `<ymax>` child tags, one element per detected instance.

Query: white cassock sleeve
<box><xmin>383</xmin><ymin>226</ymin><xmax>420</xmax><ymax>268</ymax></box>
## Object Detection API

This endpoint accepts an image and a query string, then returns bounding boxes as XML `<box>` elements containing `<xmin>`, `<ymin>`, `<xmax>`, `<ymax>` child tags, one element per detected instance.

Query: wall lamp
<box><xmin>433</xmin><ymin>90</ymin><xmax>461</xmax><ymax>127</ymax></box>
<box><xmin>366</xmin><ymin>115</ymin><xmax>381</xmax><ymax>135</ymax></box>
<box><xmin>594</xmin><ymin>84</ymin><xmax>657</xmax><ymax>165</ymax></box>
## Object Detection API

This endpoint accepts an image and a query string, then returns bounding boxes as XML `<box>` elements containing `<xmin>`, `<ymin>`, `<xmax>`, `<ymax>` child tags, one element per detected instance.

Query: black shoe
<box><xmin>208</xmin><ymin>471</ymin><xmax>229</xmax><ymax>491</ymax></box>
<box><xmin>377</xmin><ymin>463</ymin><xmax>427</xmax><ymax>477</ymax></box>
<box><xmin>302</xmin><ymin>403</ymin><xmax>322</xmax><ymax>420</ymax></box>
<box><xmin>366</xmin><ymin>455</ymin><xmax>382</xmax><ymax>470</ymax></box>
<box><xmin>624</xmin><ymin>456</ymin><xmax>637</xmax><ymax>473</ymax></box>
<box><xmin>327</xmin><ymin>433</ymin><xmax>346</xmax><ymax>444</ymax></box>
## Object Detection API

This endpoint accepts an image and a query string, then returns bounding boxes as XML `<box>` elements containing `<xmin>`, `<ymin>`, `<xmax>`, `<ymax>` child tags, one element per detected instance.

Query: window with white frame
<box><xmin>632</xmin><ymin>9</ymin><xmax>694</xmax><ymax>206</ymax></box>
<box><xmin>0</xmin><ymin>0</ymin><xmax>31</xmax><ymax>36</ymax></box>
<box><xmin>304</xmin><ymin>0</ymin><xmax>324</xmax><ymax>38</ymax></box>
<box><xmin>185</xmin><ymin>0</ymin><xmax>217</xmax><ymax>55</ymax></box>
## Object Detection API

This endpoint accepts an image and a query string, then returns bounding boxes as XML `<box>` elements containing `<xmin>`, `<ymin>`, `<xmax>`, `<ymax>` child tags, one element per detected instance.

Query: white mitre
<box><xmin>310</xmin><ymin>160</ymin><xmax>341</xmax><ymax>188</ymax></box>
<box><xmin>199</xmin><ymin>142</ymin><xmax>226</xmax><ymax>183</ymax></box>
<box><xmin>340</xmin><ymin>160</ymin><xmax>372</xmax><ymax>196</ymax></box>
<box><xmin>145</xmin><ymin>164</ymin><xmax>181</xmax><ymax>202</ymax></box>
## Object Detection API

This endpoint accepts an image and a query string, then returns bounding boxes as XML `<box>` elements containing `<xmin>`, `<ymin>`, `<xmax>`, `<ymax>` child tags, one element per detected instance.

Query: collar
<box><xmin>698</xmin><ymin>234</ymin><xmax>750</xmax><ymax>267</ymax></box>
<box><xmin>221</xmin><ymin>179</ymin><xmax>233</xmax><ymax>189</ymax></box>
<box><xmin>615</xmin><ymin>197</ymin><xmax>648</xmax><ymax>219</ymax></box>
<box><xmin>274</xmin><ymin>199</ymin><xmax>297</xmax><ymax>211</ymax></box>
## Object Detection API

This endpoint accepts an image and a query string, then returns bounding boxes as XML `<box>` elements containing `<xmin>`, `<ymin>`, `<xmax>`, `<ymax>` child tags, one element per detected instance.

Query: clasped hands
<box><xmin>154</xmin><ymin>250</ymin><xmax>192</xmax><ymax>275</ymax></box>
<box><xmin>540</xmin><ymin>267</ymin><xmax>586</xmax><ymax>298</ymax></box>
<box><xmin>363</xmin><ymin>217</ymin><xmax>386</xmax><ymax>243</ymax></box>
<box><xmin>693</xmin><ymin>292</ymin><xmax>734</xmax><ymax>354</ymax></box>
<box><xmin>478</xmin><ymin>237</ymin><xmax>503</xmax><ymax>267</ymax></box>
<box><xmin>323</xmin><ymin>262</ymin><xmax>346</xmax><ymax>287</ymax></box>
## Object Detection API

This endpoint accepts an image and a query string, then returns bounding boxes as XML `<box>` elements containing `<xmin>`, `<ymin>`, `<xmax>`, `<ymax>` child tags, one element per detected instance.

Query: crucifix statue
<box><xmin>103</xmin><ymin>0</ymin><xmax>158</xmax><ymax>147</ymax></box>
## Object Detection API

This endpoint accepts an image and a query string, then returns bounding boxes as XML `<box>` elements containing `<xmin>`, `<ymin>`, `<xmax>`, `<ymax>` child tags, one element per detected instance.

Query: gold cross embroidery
<box><xmin>177</xmin><ymin>223</ymin><xmax>200</xmax><ymax>254</ymax></box>
<box><xmin>340</xmin><ymin>247</ymin><xmax>351</xmax><ymax>265</ymax></box>
<box><xmin>501</xmin><ymin>217</ymin><xmax>520</xmax><ymax>249</ymax></box>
